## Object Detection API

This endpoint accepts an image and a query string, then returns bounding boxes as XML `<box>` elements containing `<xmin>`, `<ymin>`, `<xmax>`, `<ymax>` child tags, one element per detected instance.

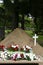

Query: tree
<box><xmin>29</xmin><ymin>0</ymin><xmax>43</xmax><ymax>34</ymax></box>
<box><xmin>19</xmin><ymin>0</ymin><xmax>30</xmax><ymax>29</ymax></box>
<box><xmin>3</xmin><ymin>0</ymin><xmax>19</xmax><ymax>30</ymax></box>
<box><xmin>2</xmin><ymin>0</ymin><xmax>43</xmax><ymax>32</ymax></box>
<box><xmin>0</xmin><ymin>7</ymin><xmax>5</xmax><ymax>40</ymax></box>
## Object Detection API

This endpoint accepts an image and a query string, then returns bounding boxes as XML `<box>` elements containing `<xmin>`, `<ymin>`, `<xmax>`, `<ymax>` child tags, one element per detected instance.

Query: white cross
<box><xmin>33</xmin><ymin>34</ymin><xmax>38</xmax><ymax>46</ymax></box>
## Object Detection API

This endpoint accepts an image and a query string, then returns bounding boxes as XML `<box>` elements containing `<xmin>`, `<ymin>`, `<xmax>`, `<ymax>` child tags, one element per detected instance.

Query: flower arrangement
<box><xmin>0</xmin><ymin>44</ymin><xmax>38</xmax><ymax>61</ymax></box>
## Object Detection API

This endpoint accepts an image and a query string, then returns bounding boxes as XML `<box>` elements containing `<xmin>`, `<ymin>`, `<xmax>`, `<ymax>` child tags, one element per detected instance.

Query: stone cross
<box><xmin>33</xmin><ymin>34</ymin><xmax>38</xmax><ymax>46</ymax></box>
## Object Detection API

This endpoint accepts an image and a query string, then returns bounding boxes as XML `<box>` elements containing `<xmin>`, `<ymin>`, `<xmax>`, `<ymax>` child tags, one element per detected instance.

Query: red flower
<box><xmin>20</xmin><ymin>48</ymin><xmax>23</xmax><ymax>51</ymax></box>
<box><xmin>13</xmin><ymin>47</ymin><xmax>18</xmax><ymax>51</ymax></box>
<box><xmin>0</xmin><ymin>45</ymin><xmax>5</xmax><ymax>51</ymax></box>
<box><xmin>7</xmin><ymin>45</ymin><xmax>19</xmax><ymax>51</ymax></box>
<box><xmin>12</xmin><ymin>54</ymin><xmax>18</xmax><ymax>61</ymax></box>
<box><xmin>20</xmin><ymin>53</ymin><xmax>24</xmax><ymax>58</ymax></box>
<box><xmin>26</xmin><ymin>48</ymin><xmax>29</xmax><ymax>52</ymax></box>
<box><xmin>0</xmin><ymin>45</ymin><xmax>4</xmax><ymax>48</ymax></box>
<box><xmin>15</xmin><ymin>54</ymin><xmax>18</xmax><ymax>59</ymax></box>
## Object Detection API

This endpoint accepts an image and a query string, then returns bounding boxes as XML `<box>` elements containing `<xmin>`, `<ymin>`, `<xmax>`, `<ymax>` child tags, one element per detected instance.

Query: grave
<box><xmin>0</xmin><ymin>28</ymin><xmax>43</xmax><ymax>64</ymax></box>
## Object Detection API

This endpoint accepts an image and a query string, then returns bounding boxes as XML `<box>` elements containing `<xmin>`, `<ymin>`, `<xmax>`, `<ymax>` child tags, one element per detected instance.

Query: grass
<box><xmin>37</xmin><ymin>35</ymin><xmax>43</xmax><ymax>46</ymax></box>
<box><xmin>38</xmin><ymin>35</ymin><xmax>43</xmax><ymax>41</ymax></box>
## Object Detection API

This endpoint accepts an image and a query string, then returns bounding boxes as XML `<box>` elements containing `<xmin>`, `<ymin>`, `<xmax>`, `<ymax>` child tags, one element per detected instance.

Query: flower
<box><xmin>26</xmin><ymin>48</ymin><xmax>30</xmax><ymax>52</ymax></box>
<box><xmin>23</xmin><ymin>45</ymin><xmax>32</xmax><ymax>52</ymax></box>
<box><xmin>20</xmin><ymin>48</ymin><xmax>24</xmax><ymax>51</ymax></box>
<box><xmin>0</xmin><ymin>45</ymin><xmax>5</xmax><ymax>48</ymax></box>
<box><xmin>11</xmin><ymin>45</ymin><xmax>19</xmax><ymax>51</ymax></box>
<box><xmin>0</xmin><ymin>45</ymin><xmax>5</xmax><ymax>51</ymax></box>
<box><xmin>7</xmin><ymin>45</ymin><xmax>19</xmax><ymax>51</ymax></box>
<box><xmin>0</xmin><ymin>44</ymin><xmax>37</xmax><ymax>61</ymax></box>
<box><xmin>20</xmin><ymin>53</ymin><xmax>24</xmax><ymax>58</ymax></box>
<box><xmin>11</xmin><ymin>54</ymin><xmax>18</xmax><ymax>60</ymax></box>
<box><xmin>13</xmin><ymin>46</ymin><xmax>18</xmax><ymax>51</ymax></box>
<box><xmin>15</xmin><ymin>54</ymin><xmax>18</xmax><ymax>59</ymax></box>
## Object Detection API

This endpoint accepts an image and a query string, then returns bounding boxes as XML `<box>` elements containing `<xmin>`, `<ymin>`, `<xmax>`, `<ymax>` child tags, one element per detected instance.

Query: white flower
<box><xmin>11</xmin><ymin>45</ymin><xmax>16</xmax><ymax>48</ymax></box>
<box><xmin>11</xmin><ymin>45</ymin><xmax>19</xmax><ymax>48</ymax></box>
<box><xmin>26</xmin><ymin>45</ymin><xmax>32</xmax><ymax>49</ymax></box>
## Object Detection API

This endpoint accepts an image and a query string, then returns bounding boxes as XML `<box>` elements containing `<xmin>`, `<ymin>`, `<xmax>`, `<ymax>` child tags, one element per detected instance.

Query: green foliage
<box><xmin>24</xmin><ymin>16</ymin><xmax>32</xmax><ymax>22</ymax></box>
<box><xmin>0</xmin><ymin>0</ymin><xmax>43</xmax><ymax>40</ymax></box>
<box><xmin>0</xmin><ymin>22</ymin><xmax>4</xmax><ymax>26</ymax></box>
<box><xmin>5</xmin><ymin>30</ymin><xmax>11</xmax><ymax>34</ymax></box>
<box><xmin>26</xmin><ymin>55</ymin><xmax>31</xmax><ymax>61</ymax></box>
<box><xmin>34</xmin><ymin>18</ymin><xmax>43</xmax><ymax>34</ymax></box>
<box><xmin>38</xmin><ymin>35</ymin><xmax>43</xmax><ymax>41</ymax></box>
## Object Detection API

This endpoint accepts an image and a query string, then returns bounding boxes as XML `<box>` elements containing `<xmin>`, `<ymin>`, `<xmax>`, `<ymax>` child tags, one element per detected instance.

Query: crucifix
<box><xmin>33</xmin><ymin>34</ymin><xmax>38</xmax><ymax>46</ymax></box>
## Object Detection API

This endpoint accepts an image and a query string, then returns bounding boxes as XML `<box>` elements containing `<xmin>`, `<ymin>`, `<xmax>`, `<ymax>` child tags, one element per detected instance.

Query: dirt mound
<box><xmin>0</xmin><ymin>28</ymin><xmax>33</xmax><ymax>47</ymax></box>
<box><xmin>0</xmin><ymin>28</ymin><xmax>43</xmax><ymax>56</ymax></box>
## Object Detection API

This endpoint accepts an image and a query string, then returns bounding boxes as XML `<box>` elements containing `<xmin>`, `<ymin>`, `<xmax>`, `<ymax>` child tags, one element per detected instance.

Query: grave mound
<box><xmin>0</xmin><ymin>28</ymin><xmax>43</xmax><ymax>56</ymax></box>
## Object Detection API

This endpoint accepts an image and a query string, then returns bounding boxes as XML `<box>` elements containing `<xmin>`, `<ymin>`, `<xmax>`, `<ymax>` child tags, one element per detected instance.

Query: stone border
<box><xmin>0</xmin><ymin>60</ymin><xmax>43</xmax><ymax>64</ymax></box>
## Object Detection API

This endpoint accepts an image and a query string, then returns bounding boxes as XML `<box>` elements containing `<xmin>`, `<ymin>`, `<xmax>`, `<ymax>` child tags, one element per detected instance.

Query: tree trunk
<box><xmin>21</xmin><ymin>14</ymin><xmax>25</xmax><ymax>30</ymax></box>
<box><xmin>34</xmin><ymin>17</ymin><xmax>38</xmax><ymax>34</ymax></box>
<box><xmin>12</xmin><ymin>13</ymin><xmax>18</xmax><ymax>30</ymax></box>
<box><xmin>0</xmin><ymin>26</ymin><xmax>5</xmax><ymax>41</ymax></box>
<box><xmin>12</xmin><ymin>0</ymin><xmax>19</xmax><ymax>30</ymax></box>
<box><xmin>15</xmin><ymin>12</ymin><xmax>19</xmax><ymax>28</ymax></box>
<box><xmin>12</xmin><ymin>11</ymin><xmax>19</xmax><ymax>30</ymax></box>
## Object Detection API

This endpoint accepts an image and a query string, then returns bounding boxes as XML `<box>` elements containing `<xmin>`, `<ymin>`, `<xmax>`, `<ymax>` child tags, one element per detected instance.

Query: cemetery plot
<box><xmin>0</xmin><ymin>28</ymin><xmax>43</xmax><ymax>63</ymax></box>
